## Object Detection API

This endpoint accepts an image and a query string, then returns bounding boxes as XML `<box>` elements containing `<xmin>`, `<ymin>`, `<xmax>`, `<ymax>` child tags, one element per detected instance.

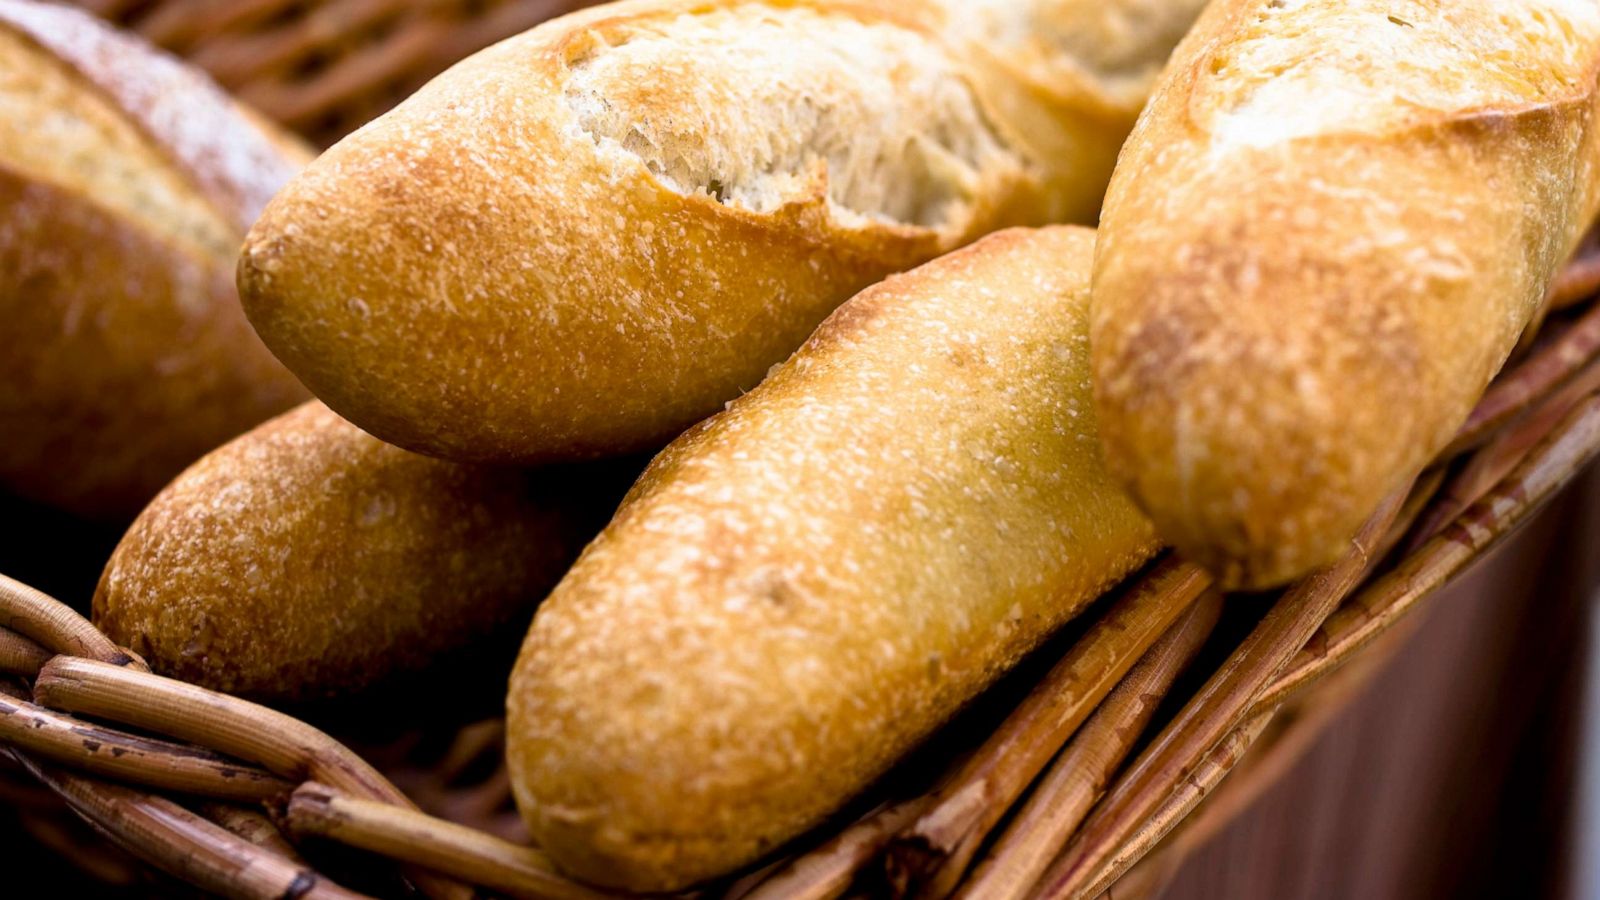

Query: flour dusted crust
<box><xmin>506</xmin><ymin>227</ymin><xmax>1159</xmax><ymax>891</ymax></box>
<box><xmin>238</xmin><ymin>0</ymin><xmax>1207</xmax><ymax>465</ymax></box>
<box><xmin>0</xmin><ymin>0</ymin><xmax>310</xmax><ymax>519</ymax></box>
<box><xmin>1092</xmin><ymin>0</ymin><xmax>1600</xmax><ymax>588</ymax></box>
<box><xmin>94</xmin><ymin>402</ymin><xmax>621</xmax><ymax>702</ymax></box>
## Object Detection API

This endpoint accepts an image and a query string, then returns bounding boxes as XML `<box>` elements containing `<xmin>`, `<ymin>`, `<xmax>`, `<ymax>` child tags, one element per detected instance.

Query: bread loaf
<box><xmin>95</xmin><ymin>402</ymin><xmax>624</xmax><ymax>703</ymax></box>
<box><xmin>1091</xmin><ymin>0</ymin><xmax>1600</xmax><ymax>588</ymax></box>
<box><xmin>507</xmin><ymin>226</ymin><xmax>1159</xmax><ymax>891</ymax></box>
<box><xmin>0</xmin><ymin>0</ymin><xmax>310</xmax><ymax>519</ymax></box>
<box><xmin>238</xmin><ymin>0</ymin><xmax>1206</xmax><ymax>465</ymax></box>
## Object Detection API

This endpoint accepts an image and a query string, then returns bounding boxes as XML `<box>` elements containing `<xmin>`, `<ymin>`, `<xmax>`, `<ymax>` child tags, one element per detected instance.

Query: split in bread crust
<box><xmin>238</xmin><ymin>0</ymin><xmax>1208</xmax><ymax>465</ymax></box>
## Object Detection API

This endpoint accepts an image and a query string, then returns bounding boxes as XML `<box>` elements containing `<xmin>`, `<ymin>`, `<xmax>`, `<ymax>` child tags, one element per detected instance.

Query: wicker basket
<box><xmin>73</xmin><ymin>0</ymin><xmax>600</xmax><ymax>144</ymax></box>
<box><xmin>4</xmin><ymin>3</ymin><xmax>1600</xmax><ymax>898</ymax></box>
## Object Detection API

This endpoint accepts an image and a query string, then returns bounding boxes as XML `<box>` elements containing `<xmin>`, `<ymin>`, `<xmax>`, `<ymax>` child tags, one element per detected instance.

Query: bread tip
<box><xmin>523</xmin><ymin>808</ymin><xmax>700</xmax><ymax>893</ymax></box>
<box><xmin>237</xmin><ymin>207</ymin><xmax>311</xmax><ymax>328</ymax></box>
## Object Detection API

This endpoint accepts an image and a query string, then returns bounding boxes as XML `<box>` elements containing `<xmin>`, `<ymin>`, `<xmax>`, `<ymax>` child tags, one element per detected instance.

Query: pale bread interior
<box><xmin>962</xmin><ymin>0</ymin><xmax>1214</xmax><ymax>108</ymax></box>
<box><xmin>562</xmin><ymin>6</ymin><xmax>1025</xmax><ymax>233</ymax></box>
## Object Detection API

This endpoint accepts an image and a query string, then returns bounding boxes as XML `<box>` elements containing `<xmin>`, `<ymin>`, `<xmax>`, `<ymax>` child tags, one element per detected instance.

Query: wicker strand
<box><xmin>431</xmin><ymin>1</ymin><xmax>584</xmax><ymax>71</ymax></box>
<box><xmin>186</xmin><ymin>0</ymin><xmax>414</xmax><ymax>86</ymax></box>
<box><xmin>1029</xmin><ymin>489</ymin><xmax>1408</xmax><ymax>900</ymax></box>
<box><xmin>12</xmin><ymin>751</ymin><xmax>371</xmax><ymax>900</ymax></box>
<box><xmin>235</xmin><ymin>17</ymin><xmax>451</xmax><ymax>127</ymax></box>
<box><xmin>34</xmin><ymin>658</ymin><xmax>411</xmax><ymax>803</ymax></box>
<box><xmin>1035</xmin><ymin>469</ymin><xmax>1450</xmax><ymax>900</ymax></box>
<box><xmin>0</xmin><ymin>3</ymin><xmax>1581</xmax><ymax>896</ymax></box>
<box><xmin>1549</xmin><ymin>228</ymin><xmax>1600</xmax><ymax>309</ymax></box>
<box><xmin>0</xmin><ymin>574</ymin><xmax>139</xmax><ymax>669</ymax></box>
<box><xmin>953</xmin><ymin>592</ymin><xmax>1225</xmax><ymax>900</ymax></box>
<box><xmin>0</xmin><ymin>626</ymin><xmax>50</xmax><ymax>676</ymax></box>
<box><xmin>1447</xmin><ymin>301</ymin><xmax>1600</xmax><ymax>456</ymax></box>
<box><xmin>881</xmin><ymin>559</ymin><xmax>1212</xmax><ymax>899</ymax></box>
<box><xmin>740</xmin><ymin>800</ymin><xmax>933</xmax><ymax>900</ymax></box>
<box><xmin>1</xmin><ymin>376</ymin><xmax>1596</xmax><ymax>899</ymax></box>
<box><xmin>1257</xmin><ymin>390</ymin><xmax>1600</xmax><ymax>713</ymax></box>
<box><xmin>1419</xmin><ymin>358</ymin><xmax>1600</xmax><ymax>548</ymax></box>
<box><xmin>1045</xmin><ymin>381</ymin><xmax>1600</xmax><ymax>900</ymax></box>
<box><xmin>286</xmin><ymin>782</ymin><xmax>615</xmax><ymax>900</ymax></box>
<box><xmin>135</xmin><ymin>0</ymin><xmax>319</xmax><ymax>55</ymax></box>
<box><xmin>30</xmin><ymin>657</ymin><xmax>477</xmax><ymax>900</ymax></box>
<box><xmin>82</xmin><ymin>0</ymin><xmax>600</xmax><ymax>142</ymax></box>
<box><xmin>0</xmin><ymin>689</ymin><xmax>291</xmax><ymax>801</ymax></box>
<box><xmin>200</xmin><ymin>801</ymin><xmax>309</xmax><ymax>861</ymax></box>
<box><xmin>1110</xmin><ymin>614</ymin><xmax>1420</xmax><ymax>900</ymax></box>
<box><xmin>976</xmin><ymin>466</ymin><xmax>1442</xmax><ymax>900</ymax></box>
<box><xmin>1053</xmin><ymin>710</ymin><xmax>1278</xmax><ymax>900</ymax></box>
<box><xmin>2</xmin><ymin>131</ymin><xmax>1596</xmax><ymax>899</ymax></box>
<box><xmin>1037</xmin><ymin>385</ymin><xmax>1600</xmax><ymax>900</ymax></box>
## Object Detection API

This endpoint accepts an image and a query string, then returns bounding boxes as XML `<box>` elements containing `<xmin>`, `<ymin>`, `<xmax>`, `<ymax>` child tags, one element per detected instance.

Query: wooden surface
<box><xmin>1146</xmin><ymin>467</ymin><xmax>1598</xmax><ymax>900</ymax></box>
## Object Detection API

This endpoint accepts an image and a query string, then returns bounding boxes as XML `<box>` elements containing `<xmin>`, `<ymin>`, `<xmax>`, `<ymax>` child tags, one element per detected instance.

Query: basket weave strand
<box><xmin>953</xmin><ymin>593</ymin><xmax>1226</xmax><ymax>900</ymax></box>
<box><xmin>0</xmin><ymin>689</ymin><xmax>291</xmax><ymax>801</ymax></box>
<box><xmin>72</xmin><ymin>0</ymin><xmax>600</xmax><ymax>143</ymax></box>
<box><xmin>286</xmin><ymin>783</ymin><xmax>612</xmax><ymax>900</ymax></box>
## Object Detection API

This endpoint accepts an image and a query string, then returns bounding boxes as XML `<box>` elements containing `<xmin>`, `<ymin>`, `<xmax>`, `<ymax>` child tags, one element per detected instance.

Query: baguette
<box><xmin>507</xmin><ymin>226</ymin><xmax>1159</xmax><ymax>891</ymax></box>
<box><xmin>0</xmin><ymin>0</ymin><xmax>310</xmax><ymax>519</ymax></box>
<box><xmin>238</xmin><ymin>0</ymin><xmax>1206</xmax><ymax>465</ymax></box>
<box><xmin>95</xmin><ymin>402</ymin><xmax>623</xmax><ymax>703</ymax></box>
<box><xmin>1091</xmin><ymin>0</ymin><xmax>1600</xmax><ymax>588</ymax></box>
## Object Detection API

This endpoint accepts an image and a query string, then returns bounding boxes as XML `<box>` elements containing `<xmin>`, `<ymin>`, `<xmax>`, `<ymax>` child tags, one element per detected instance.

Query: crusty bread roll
<box><xmin>0</xmin><ymin>0</ymin><xmax>310</xmax><ymax>520</ymax></box>
<box><xmin>95</xmin><ymin>402</ymin><xmax>622</xmax><ymax>703</ymax></box>
<box><xmin>1091</xmin><ymin>0</ymin><xmax>1600</xmax><ymax>589</ymax></box>
<box><xmin>238</xmin><ymin>0</ymin><xmax>1206</xmax><ymax>465</ymax></box>
<box><xmin>507</xmin><ymin>226</ymin><xmax>1159</xmax><ymax>891</ymax></box>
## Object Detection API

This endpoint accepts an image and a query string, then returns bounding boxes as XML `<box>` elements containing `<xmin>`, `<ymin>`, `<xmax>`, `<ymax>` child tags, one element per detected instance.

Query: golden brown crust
<box><xmin>0</xmin><ymin>0</ymin><xmax>310</xmax><ymax>519</ymax></box>
<box><xmin>238</xmin><ymin>0</ymin><xmax>1205</xmax><ymax>465</ymax></box>
<box><xmin>94</xmin><ymin>402</ymin><xmax>621</xmax><ymax>703</ymax></box>
<box><xmin>507</xmin><ymin>226</ymin><xmax>1159</xmax><ymax>891</ymax></box>
<box><xmin>1091</xmin><ymin>0</ymin><xmax>1600</xmax><ymax>588</ymax></box>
